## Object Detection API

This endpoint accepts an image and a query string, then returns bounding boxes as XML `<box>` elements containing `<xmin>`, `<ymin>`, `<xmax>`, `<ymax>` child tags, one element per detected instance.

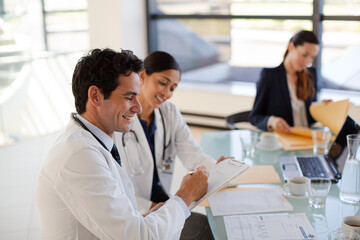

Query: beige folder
<box><xmin>276</xmin><ymin>126</ymin><xmax>336</xmax><ymax>151</ymax></box>
<box><xmin>227</xmin><ymin>165</ymin><xmax>281</xmax><ymax>186</ymax></box>
<box><xmin>277</xmin><ymin>131</ymin><xmax>313</xmax><ymax>151</ymax></box>
<box><xmin>310</xmin><ymin>99</ymin><xmax>350</xmax><ymax>135</ymax></box>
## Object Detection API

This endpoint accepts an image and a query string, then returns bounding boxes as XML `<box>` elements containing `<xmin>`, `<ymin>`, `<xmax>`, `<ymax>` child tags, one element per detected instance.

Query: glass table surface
<box><xmin>200</xmin><ymin>130</ymin><xmax>360</xmax><ymax>240</ymax></box>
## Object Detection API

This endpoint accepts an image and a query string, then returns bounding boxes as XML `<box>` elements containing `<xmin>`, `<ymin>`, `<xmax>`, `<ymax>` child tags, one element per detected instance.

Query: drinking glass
<box><xmin>240</xmin><ymin>131</ymin><xmax>259</xmax><ymax>158</ymax></box>
<box><xmin>312</xmin><ymin>127</ymin><xmax>331</xmax><ymax>155</ymax></box>
<box><xmin>309</xmin><ymin>178</ymin><xmax>331</xmax><ymax>208</ymax></box>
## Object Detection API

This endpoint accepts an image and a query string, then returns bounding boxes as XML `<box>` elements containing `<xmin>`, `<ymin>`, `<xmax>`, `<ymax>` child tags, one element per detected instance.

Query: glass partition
<box><xmin>324</xmin><ymin>0</ymin><xmax>360</xmax><ymax>16</ymax></box>
<box><xmin>156</xmin><ymin>0</ymin><xmax>313</xmax><ymax>16</ymax></box>
<box><xmin>321</xmin><ymin>20</ymin><xmax>360</xmax><ymax>91</ymax></box>
<box><xmin>148</xmin><ymin>0</ymin><xmax>360</xmax><ymax>93</ymax></box>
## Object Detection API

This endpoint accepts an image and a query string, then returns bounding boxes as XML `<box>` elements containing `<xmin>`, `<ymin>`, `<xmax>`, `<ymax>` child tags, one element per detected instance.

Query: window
<box><xmin>42</xmin><ymin>0</ymin><xmax>89</xmax><ymax>51</ymax></box>
<box><xmin>147</xmin><ymin>0</ymin><xmax>360</xmax><ymax>92</ymax></box>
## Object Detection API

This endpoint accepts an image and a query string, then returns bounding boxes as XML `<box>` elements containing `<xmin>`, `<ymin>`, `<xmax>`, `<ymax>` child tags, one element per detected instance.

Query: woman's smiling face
<box><xmin>139</xmin><ymin>69</ymin><xmax>180</xmax><ymax>109</ymax></box>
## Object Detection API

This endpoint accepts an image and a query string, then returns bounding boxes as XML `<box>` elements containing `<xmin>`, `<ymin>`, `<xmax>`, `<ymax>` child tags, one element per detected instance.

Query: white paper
<box><xmin>208</xmin><ymin>189</ymin><xmax>293</xmax><ymax>216</ymax></box>
<box><xmin>188</xmin><ymin>158</ymin><xmax>249</xmax><ymax>209</ymax></box>
<box><xmin>224</xmin><ymin>213</ymin><xmax>318</xmax><ymax>240</ymax></box>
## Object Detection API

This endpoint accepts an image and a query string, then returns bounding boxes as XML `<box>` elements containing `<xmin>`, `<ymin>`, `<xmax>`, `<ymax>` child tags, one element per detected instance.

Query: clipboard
<box><xmin>189</xmin><ymin>158</ymin><xmax>249</xmax><ymax>210</ymax></box>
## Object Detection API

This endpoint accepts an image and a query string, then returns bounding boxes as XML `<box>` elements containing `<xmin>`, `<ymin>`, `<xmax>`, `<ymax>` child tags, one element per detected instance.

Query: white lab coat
<box><xmin>113</xmin><ymin>101</ymin><xmax>216</xmax><ymax>214</ymax></box>
<box><xmin>36</xmin><ymin>116</ymin><xmax>185</xmax><ymax>240</ymax></box>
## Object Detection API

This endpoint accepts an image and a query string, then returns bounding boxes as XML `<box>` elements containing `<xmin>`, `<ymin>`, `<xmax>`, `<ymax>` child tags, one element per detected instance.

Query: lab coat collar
<box><xmin>75</xmin><ymin>113</ymin><xmax>114</xmax><ymax>152</ymax></box>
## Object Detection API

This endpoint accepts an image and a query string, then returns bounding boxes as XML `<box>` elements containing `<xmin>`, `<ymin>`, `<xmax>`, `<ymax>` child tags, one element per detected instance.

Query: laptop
<box><xmin>279</xmin><ymin>116</ymin><xmax>360</xmax><ymax>183</ymax></box>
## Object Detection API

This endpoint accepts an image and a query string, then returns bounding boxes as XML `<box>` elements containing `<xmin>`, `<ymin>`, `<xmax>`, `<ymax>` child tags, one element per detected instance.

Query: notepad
<box><xmin>188</xmin><ymin>158</ymin><xmax>249</xmax><ymax>210</ymax></box>
<box><xmin>208</xmin><ymin>189</ymin><xmax>293</xmax><ymax>216</ymax></box>
<box><xmin>198</xmin><ymin>187</ymin><xmax>277</xmax><ymax>207</ymax></box>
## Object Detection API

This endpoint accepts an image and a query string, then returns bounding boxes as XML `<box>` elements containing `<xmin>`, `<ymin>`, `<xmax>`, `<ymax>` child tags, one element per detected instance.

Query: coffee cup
<box><xmin>342</xmin><ymin>216</ymin><xmax>360</xmax><ymax>239</ymax></box>
<box><xmin>259</xmin><ymin>133</ymin><xmax>279</xmax><ymax>149</ymax></box>
<box><xmin>288</xmin><ymin>176</ymin><xmax>310</xmax><ymax>196</ymax></box>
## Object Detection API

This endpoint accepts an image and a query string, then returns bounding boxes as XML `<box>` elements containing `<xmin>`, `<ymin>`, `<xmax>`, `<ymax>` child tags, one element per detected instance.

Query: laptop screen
<box><xmin>327</xmin><ymin>116</ymin><xmax>360</xmax><ymax>174</ymax></box>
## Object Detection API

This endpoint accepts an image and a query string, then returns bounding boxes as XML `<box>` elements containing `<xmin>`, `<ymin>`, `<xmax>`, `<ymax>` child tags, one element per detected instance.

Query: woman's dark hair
<box><xmin>144</xmin><ymin>51</ymin><xmax>181</xmax><ymax>75</ymax></box>
<box><xmin>283</xmin><ymin>30</ymin><xmax>319</xmax><ymax>101</ymax></box>
<box><xmin>72</xmin><ymin>48</ymin><xmax>143</xmax><ymax>114</ymax></box>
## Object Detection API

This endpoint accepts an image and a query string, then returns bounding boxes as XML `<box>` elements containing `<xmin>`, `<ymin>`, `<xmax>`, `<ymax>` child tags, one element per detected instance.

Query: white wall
<box><xmin>87</xmin><ymin>0</ymin><xmax>147</xmax><ymax>58</ymax></box>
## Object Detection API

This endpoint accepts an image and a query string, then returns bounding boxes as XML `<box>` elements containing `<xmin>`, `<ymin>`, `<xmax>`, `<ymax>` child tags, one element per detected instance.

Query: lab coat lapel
<box><xmin>154</xmin><ymin>109</ymin><xmax>164</xmax><ymax>166</ymax></box>
<box><xmin>154</xmin><ymin>108</ymin><xmax>173</xmax><ymax>195</ymax></box>
<box><xmin>132</xmin><ymin>116</ymin><xmax>154</xmax><ymax>172</ymax></box>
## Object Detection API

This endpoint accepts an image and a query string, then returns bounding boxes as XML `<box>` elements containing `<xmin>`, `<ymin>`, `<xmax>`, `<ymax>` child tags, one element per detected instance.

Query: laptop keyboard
<box><xmin>297</xmin><ymin>156</ymin><xmax>328</xmax><ymax>178</ymax></box>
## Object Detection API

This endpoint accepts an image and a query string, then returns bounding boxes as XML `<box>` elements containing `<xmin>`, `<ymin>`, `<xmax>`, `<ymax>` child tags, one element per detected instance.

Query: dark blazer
<box><xmin>249</xmin><ymin>62</ymin><xmax>318</xmax><ymax>131</ymax></box>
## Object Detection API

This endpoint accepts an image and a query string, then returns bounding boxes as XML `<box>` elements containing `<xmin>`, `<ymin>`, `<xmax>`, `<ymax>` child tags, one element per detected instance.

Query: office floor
<box><xmin>0</xmin><ymin>125</ymin><xmax>216</xmax><ymax>240</ymax></box>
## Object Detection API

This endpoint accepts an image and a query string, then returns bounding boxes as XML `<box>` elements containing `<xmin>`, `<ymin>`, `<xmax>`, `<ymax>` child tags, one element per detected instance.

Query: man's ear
<box><xmin>139</xmin><ymin>70</ymin><xmax>146</xmax><ymax>84</ymax></box>
<box><xmin>88</xmin><ymin>85</ymin><xmax>103</xmax><ymax>107</ymax></box>
<box><xmin>288</xmin><ymin>41</ymin><xmax>295</xmax><ymax>51</ymax></box>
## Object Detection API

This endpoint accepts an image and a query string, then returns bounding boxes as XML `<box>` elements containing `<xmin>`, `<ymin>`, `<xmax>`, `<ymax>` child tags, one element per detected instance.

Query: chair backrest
<box><xmin>226</xmin><ymin>111</ymin><xmax>251</xmax><ymax>130</ymax></box>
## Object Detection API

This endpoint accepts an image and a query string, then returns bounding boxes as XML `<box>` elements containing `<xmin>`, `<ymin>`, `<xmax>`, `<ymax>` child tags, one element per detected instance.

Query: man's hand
<box><xmin>216</xmin><ymin>156</ymin><xmax>231</xmax><ymax>164</ymax></box>
<box><xmin>175</xmin><ymin>168</ymin><xmax>209</xmax><ymax>206</ymax></box>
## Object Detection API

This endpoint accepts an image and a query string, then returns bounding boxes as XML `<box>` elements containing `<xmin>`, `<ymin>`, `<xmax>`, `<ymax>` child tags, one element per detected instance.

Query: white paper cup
<box><xmin>288</xmin><ymin>176</ymin><xmax>310</xmax><ymax>196</ymax></box>
<box><xmin>342</xmin><ymin>216</ymin><xmax>360</xmax><ymax>240</ymax></box>
<box><xmin>259</xmin><ymin>133</ymin><xmax>279</xmax><ymax>149</ymax></box>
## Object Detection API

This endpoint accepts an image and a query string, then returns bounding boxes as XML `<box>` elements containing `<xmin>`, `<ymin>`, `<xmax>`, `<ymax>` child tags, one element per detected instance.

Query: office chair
<box><xmin>226</xmin><ymin>110</ymin><xmax>251</xmax><ymax>130</ymax></box>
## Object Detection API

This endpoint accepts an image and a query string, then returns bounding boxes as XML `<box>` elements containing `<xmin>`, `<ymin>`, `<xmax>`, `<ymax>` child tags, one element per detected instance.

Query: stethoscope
<box><xmin>122</xmin><ymin>108</ymin><xmax>172</xmax><ymax>176</ymax></box>
<box><xmin>72</xmin><ymin>113</ymin><xmax>109</xmax><ymax>151</ymax></box>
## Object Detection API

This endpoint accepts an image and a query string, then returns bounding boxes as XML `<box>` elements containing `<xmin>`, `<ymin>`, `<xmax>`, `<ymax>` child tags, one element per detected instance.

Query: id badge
<box><xmin>160</xmin><ymin>157</ymin><xmax>173</xmax><ymax>174</ymax></box>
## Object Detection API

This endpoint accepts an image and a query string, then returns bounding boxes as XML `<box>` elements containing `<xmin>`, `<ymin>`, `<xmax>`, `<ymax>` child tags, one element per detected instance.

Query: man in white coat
<box><xmin>36</xmin><ymin>48</ymin><xmax>209</xmax><ymax>240</ymax></box>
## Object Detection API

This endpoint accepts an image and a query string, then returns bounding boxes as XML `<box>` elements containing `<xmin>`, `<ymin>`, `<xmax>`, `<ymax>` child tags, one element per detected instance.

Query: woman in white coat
<box><xmin>113</xmin><ymin>51</ymin><xmax>225</xmax><ymax>240</ymax></box>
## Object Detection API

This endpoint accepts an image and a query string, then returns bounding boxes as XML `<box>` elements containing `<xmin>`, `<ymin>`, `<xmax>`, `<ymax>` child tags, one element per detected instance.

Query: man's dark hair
<box><xmin>72</xmin><ymin>48</ymin><xmax>143</xmax><ymax>114</ymax></box>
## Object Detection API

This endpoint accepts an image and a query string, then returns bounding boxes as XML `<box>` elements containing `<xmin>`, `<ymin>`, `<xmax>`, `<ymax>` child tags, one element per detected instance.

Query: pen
<box><xmin>187</xmin><ymin>170</ymin><xmax>196</xmax><ymax>175</ymax></box>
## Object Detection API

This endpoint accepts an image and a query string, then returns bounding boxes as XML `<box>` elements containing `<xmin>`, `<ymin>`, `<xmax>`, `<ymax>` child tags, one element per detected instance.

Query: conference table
<box><xmin>200</xmin><ymin>130</ymin><xmax>360</xmax><ymax>240</ymax></box>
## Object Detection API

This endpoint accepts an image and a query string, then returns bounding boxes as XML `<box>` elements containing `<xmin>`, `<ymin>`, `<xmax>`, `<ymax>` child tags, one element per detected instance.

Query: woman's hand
<box><xmin>322</xmin><ymin>99</ymin><xmax>332</xmax><ymax>104</ymax></box>
<box><xmin>269</xmin><ymin>116</ymin><xmax>291</xmax><ymax>133</ymax></box>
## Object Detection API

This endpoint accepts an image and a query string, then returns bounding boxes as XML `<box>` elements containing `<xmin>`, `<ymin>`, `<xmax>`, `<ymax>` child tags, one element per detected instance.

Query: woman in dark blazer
<box><xmin>249</xmin><ymin>30</ymin><xmax>320</xmax><ymax>133</ymax></box>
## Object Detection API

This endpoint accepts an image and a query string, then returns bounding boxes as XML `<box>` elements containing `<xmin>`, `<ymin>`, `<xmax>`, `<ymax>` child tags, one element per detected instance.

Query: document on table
<box><xmin>208</xmin><ymin>189</ymin><xmax>293</xmax><ymax>216</ymax></box>
<box><xmin>224</xmin><ymin>213</ymin><xmax>318</xmax><ymax>240</ymax></box>
<box><xmin>188</xmin><ymin>158</ymin><xmax>249</xmax><ymax>210</ymax></box>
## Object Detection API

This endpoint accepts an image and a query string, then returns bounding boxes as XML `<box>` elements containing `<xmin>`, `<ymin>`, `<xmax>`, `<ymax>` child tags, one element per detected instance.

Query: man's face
<box><xmin>98</xmin><ymin>72</ymin><xmax>142</xmax><ymax>136</ymax></box>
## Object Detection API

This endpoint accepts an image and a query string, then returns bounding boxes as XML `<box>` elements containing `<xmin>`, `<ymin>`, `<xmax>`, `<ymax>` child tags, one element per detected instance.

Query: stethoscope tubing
<box><xmin>122</xmin><ymin>108</ymin><xmax>171</xmax><ymax>175</ymax></box>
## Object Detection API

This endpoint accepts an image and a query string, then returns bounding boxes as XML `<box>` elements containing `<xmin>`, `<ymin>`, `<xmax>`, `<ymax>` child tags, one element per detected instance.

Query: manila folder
<box><xmin>310</xmin><ymin>99</ymin><xmax>350</xmax><ymax>134</ymax></box>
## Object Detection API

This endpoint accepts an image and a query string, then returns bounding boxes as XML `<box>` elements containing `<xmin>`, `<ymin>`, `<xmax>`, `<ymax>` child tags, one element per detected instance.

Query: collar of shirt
<box><xmin>139</xmin><ymin>118</ymin><xmax>157</xmax><ymax>137</ymax></box>
<box><xmin>75</xmin><ymin>114</ymin><xmax>114</xmax><ymax>151</ymax></box>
